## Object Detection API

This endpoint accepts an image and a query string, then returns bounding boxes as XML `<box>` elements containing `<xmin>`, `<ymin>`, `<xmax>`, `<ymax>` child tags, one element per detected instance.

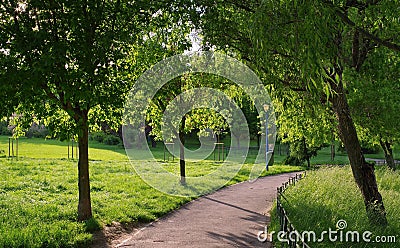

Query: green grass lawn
<box><xmin>274</xmin><ymin>142</ymin><xmax>395</xmax><ymax>166</ymax></box>
<box><xmin>0</xmin><ymin>136</ymin><xmax>304</xmax><ymax>247</ymax></box>
<box><xmin>0</xmin><ymin>136</ymin><xmax>128</xmax><ymax>161</ymax></box>
<box><xmin>269</xmin><ymin>166</ymin><xmax>400</xmax><ymax>247</ymax></box>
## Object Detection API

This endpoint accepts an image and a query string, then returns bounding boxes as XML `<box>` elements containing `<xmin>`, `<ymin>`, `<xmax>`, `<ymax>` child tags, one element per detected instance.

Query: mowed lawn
<box><xmin>0</xmin><ymin>136</ymin><xmax>304</xmax><ymax>247</ymax></box>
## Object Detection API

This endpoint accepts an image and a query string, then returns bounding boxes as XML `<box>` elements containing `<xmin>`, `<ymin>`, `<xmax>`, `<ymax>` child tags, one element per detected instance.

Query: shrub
<box><xmin>360</xmin><ymin>140</ymin><xmax>380</xmax><ymax>154</ymax></box>
<box><xmin>89</xmin><ymin>132</ymin><xmax>121</xmax><ymax>146</ymax></box>
<box><xmin>283</xmin><ymin>155</ymin><xmax>304</xmax><ymax>166</ymax></box>
<box><xmin>361</xmin><ymin>146</ymin><xmax>380</xmax><ymax>154</ymax></box>
<box><xmin>0</xmin><ymin>121</ymin><xmax>12</xmax><ymax>136</ymax></box>
<box><xmin>103</xmin><ymin>135</ymin><xmax>121</xmax><ymax>145</ymax></box>
<box><xmin>90</xmin><ymin>132</ymin><xmax>106</xmax><ymax>143</ymax></box>
<box><xmin>25</xmin><ymin>124</ymin><xmax>49</xmax><ymax>138</ymax></box>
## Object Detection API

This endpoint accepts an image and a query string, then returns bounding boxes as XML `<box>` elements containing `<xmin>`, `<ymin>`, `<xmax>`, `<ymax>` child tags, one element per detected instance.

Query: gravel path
<box><xmin>110</xmin><ymin>172</ymin><xmax>300</xmax><ymax>248</ymax></box>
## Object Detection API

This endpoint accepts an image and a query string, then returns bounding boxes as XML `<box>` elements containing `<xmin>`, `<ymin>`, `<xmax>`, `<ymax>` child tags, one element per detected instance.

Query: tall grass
<box><xmin>270</xmin><ymin>166</ymin><xmax>400</xmax><ymax>247</ymax></box>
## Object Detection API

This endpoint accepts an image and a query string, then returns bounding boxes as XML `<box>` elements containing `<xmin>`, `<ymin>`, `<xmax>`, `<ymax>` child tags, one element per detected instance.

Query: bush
<box><xmin>103</xmin><ymin>135</ymin><xmax>121</xmax><ymax>145</ymax></box>
<box><xmin>360</xmin><ymin>141</ymin><xmax>380</xmax><ymax>154</ymax></box>
<box><xmin>361</xmin><ymin>146</ymin><xmax>380</xmax><ymax>154</ymax></box>
<box><xmin>283</xmin><ymin>155</ymin><xmax>304</xmax><ymax>166</ymax></box>
<box><xmin>90</xmin><ymin>132</ymin><xmax>106</xmax><ymax>143</ymax></box>
<box><xmin>89</xmin><ymin>132</ymin><xmax>121</xmax><ymax>146</ymax></box>
<box><xmin>25</xmin><ymin>123</ymin><xmax>49</xmax><ymax>138</ymax></box>
<box><xmin>0</xmin><ymin>122</ymin><xmax>12</xmax><ymax>136</ymax></box>
<box><xmin>284</xmin><ymin>139</ymin><xmax>324</xmax><ymax>166</ymax></box>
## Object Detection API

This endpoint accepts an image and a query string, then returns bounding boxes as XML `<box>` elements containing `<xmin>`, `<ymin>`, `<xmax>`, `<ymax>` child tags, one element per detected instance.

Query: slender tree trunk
<box><xmin>286</xmin><ymin>143</ymin><xmax>290</xmax><ymax>156</ymax></box>
<box><xmin>136</xmin><ymin>123</ymin><xmax>144</xmax><ymax>149</ymax></box>
<box><xmin>278</xmin><ymin>143</ymin><xmax>281</xmax><ymax>156</ymax></box>
<box><xmin>268</xmin><ymin>151</ymin><xmax>274</xmax><ymax>167</ymax></box>
<box><xmin>331</xmin><ymin>80</ymin><xmax>387</xmax><ymax>226</ymax></box>
<box><xmin>179</xmin><ymin>115</ymin><xmax>186</xmax><ymax>185</ymax></box>
<box><xmin>302</xmin><ymin>137</ymin><xmax>310</xmax><ymax>168</ymax></box>
<box><xmin>379</xmin><ymin>139</ymin><xmax>396</xmax><ymax>170</ymax></box>
<box><xmin>77</xmin><ymin>113</ymin><xmax>92</xmax><ymax>221</ymax></box>
<box><xmin>331</xmin><ymin>131</ymin><xmax>335</xmax><ymax>161</ymax></box>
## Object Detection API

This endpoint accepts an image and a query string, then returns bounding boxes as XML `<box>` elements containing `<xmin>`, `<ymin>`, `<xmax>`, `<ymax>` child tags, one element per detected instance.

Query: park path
<box><xmin>108</xmin><ymin>172</ymin><xmax>299</xmax><ymax>248</ymax></box>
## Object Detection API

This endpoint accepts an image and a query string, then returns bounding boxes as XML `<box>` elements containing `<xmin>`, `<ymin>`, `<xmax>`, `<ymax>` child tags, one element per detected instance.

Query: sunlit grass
<box><xmin>0</xmin><ymin>136</ymin><xmax>304</xmax><ymax>247</ymax></box>
<box><xmin>269</xmin><ymin>166</ymin><xmax>400</xmax><ymax>247</ymax></box>
<box><xmin>0</xmin><ymin>136</ymin><xmax>128</xmax><ymax>161</ymax></box>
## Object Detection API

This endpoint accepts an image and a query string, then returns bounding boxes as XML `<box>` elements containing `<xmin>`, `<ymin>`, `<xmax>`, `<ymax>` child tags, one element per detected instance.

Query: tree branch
<box><xmin>227</xmin><ymin>0</ymin><xmax>257</xmax><ymax>13</ymax></box>
<box><xmin>345</xmin><ymin>0</ymin><xmax>383</xmax><ymax>10</ymax></box>
<box><xmin>335</xmin><ymin>10</ymin><xmax>400</xmax><ymax>52</ymax></box>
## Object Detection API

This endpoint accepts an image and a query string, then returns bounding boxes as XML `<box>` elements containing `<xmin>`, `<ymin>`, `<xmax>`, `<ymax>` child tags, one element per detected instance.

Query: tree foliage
<box><xmin>197</xmin><ymin>0</ymin><xmax>400</xmax><ymax>225</ymax></box>
<box><xmin>0</xmin><ymin>0</ymin><xmax>192</xmax><ymax>220</ymax></box>
<box><xmin>348</xmin><ymin>48</ymin><xmax>400</xmax><ymax>169</ymax></box>
<box><xmin>274</xmin><ymin>90</ymin><xmax>335</xmax><ymax>166</ymax></box>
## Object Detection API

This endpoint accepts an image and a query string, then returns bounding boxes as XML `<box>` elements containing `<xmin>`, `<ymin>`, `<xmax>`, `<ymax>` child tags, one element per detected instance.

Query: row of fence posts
<box><xmin>6</xmin><ymin>137</ymin><xmax>78</xmax><ymax>160</ymax></box>
<box><xmin>8</xmin><ymin>137</ymin><xmax>18</xmax><ymax>160</ymax></box>
<box><xmin>67</xmin><ymin>139</ymin><xmax>78</xmax><ymax>159</ymax></box>
<box><xmin>276</xmin><ymin>172</ymin><xmax>309</xmax><ymax>248</ymax></box>
<box><xmin>162</xmin><ymin>142</ymin><xmax>227</xmax><ymax>162</ymax></box>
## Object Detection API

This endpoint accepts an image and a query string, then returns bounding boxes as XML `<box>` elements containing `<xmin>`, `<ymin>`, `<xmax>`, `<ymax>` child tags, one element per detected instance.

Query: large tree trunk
<box><xmin>77</xmin><ymin>112</ymin><xmax>92</xmax><ymax>221</ymax></box>
<box><xmin>331</xmin><ymin>80</ymin><xmax>387</xmax><ymax>226</ymax></box>
<box><xmin>379</xmin><ymin>139</ymin><xmax>396</xmax><ymax>170</ymax></box>
<box><xmin>179</xmin><ymin>115</ymin><xmax>186</xmax><ymax>185</ymax></box>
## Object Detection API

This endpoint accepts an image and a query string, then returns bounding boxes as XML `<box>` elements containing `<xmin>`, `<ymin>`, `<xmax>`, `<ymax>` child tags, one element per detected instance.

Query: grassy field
<box><xmin>0</xmin><ymin>136</ymin><xmax>304</xmax><ymax>247</ymax></box>
<box><xmin>274</xmin><ymin>143</ymin><xmax>395</xmax><ymax>166</ymax></box>
<box><xmin>0</xmin><ymin>136</ymin><xmax>128</xmax><ymax>161</ymax></box>
<box><xmin>269</xmin><ymin>166</ymin><xmax>400</xmax><ymax>247</ymax></box>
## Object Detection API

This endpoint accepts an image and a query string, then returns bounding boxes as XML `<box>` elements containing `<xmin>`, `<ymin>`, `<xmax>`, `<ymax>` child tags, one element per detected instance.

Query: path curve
<box><xmin>113</xmin><ymin>172</ymin><xmax>299</xmax><ymax>248</ymax></box>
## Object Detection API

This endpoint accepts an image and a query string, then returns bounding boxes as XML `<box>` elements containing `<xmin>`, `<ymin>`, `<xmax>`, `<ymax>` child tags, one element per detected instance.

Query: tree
<box><xmin>197</xmin><ymin>0</ymin><xmax>400</xmax><ymax>225</ymax></box>
<box><xmin>0</xmin><ymin>0</ymin><xmax>188</xmax><ymax>221</ymax></box>
<box><xmin>348</xmin><ymin>48</ymin><xmax>400</xmax><ymax>170</ymax></box>
<box><xmin>146</xmin><ymin>72</ymin><xmax>244</xmax><ymax>183</ymax></box>
<box><xmin>274</xmin><ymin>91</ymin><xmax>335</xmax><ymax>167</ymax></box>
